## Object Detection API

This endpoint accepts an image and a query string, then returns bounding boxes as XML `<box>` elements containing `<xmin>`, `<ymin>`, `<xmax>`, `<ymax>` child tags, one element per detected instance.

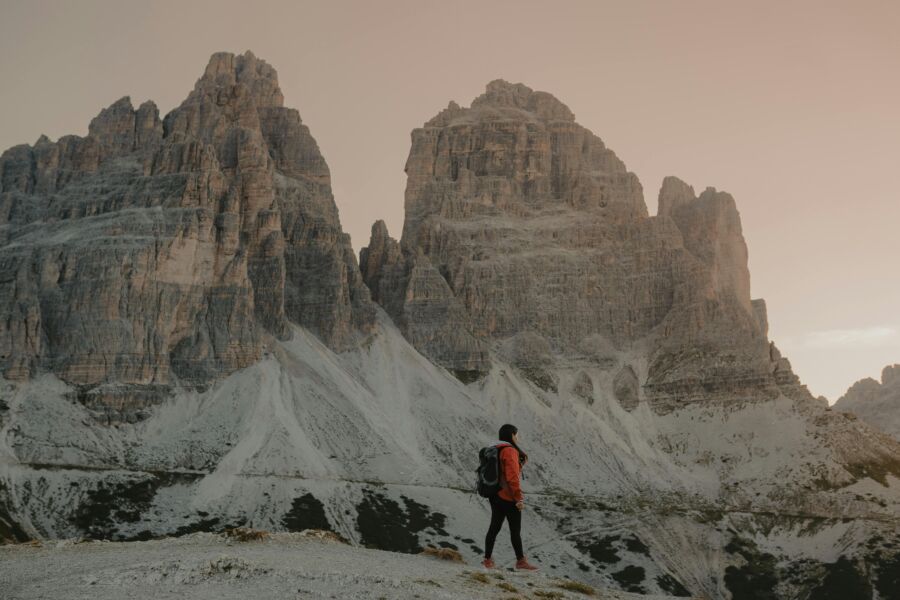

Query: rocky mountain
<box><xmin>359</xmin><ymin>81</ymin><xmax>800</xmax><ymax>412</ymax></box>
<box><xmin>0</xmin><ymin>51</ymin><xmax>374</xmax><ymax>421</ymax></box>
<box><xmin>1</xmin><ymin>53</ymin><xmax>899</xmax><ymax>599</ymax></box>
<box><xmin>835</xmin><ymin>365</ymin><xmax>900</xmax><ymax>441</ymax></box>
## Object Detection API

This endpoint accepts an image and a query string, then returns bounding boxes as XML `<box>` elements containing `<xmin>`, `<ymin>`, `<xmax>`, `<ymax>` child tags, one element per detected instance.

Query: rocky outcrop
<box><xmin>835</xmin><ymin>364</ymin><xmax>900</xmax><ymax>440</ymax></box>
<box><xmin>0</xmin><ymin>51</ymin><xmax>373</xmax><ymax>412</ymax></box>
<box><xmin>497</xmin><ymin>331</ymin><xmax>558</xmax><ymax>392</ymax></box>
<box><xmin>360</xmin><ymin>223</ymin><xmax>489</xmax><ymax>379</ymax></box>
<box><xmin>361</xmin><ymin>81</ymin><xmax>799</xmax><ymax>408</ymax></box>
<box><xmin>571</xmin><ymin>370</ymin><xmax>594</xmax><ymax>404</ymax></box>
<box><xmin>358</xmin><ymin>220</ymin><xmax>400</xmax><ymax>307</ymax></box>
<box><xmin>613</xmin><ymin>365</ymin><xmax>640</xmax><ymax>411</ymax></box>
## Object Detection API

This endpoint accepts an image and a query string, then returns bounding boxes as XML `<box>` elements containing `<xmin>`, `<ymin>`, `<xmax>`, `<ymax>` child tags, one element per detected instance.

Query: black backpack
<box><xmin>476</xmin><ymin>444</ymin><xmax>509</xmax><ymax>497</ymax></box>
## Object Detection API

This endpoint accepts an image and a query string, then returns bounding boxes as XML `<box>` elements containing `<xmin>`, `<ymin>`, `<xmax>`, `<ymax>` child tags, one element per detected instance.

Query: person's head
<box><xmin>498</xmin><ymin>423</ymin><xmax>518</xmax><ymax>445</ymax></box>
<box><xmin>498</xmin><ymin>423</ymin><xmax>526</xmax><ymax>463</ymax></box>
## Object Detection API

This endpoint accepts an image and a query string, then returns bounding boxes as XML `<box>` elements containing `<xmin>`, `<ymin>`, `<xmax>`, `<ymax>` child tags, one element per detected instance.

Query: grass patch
<box><xmin>497</xmin><ymin>581</ymin><xmax>518</xmax><ymax>592</ymax></box>
<box><xmin>223</xmin><ymin>527</ymin><xmax>269</xmax><ymax>542</ymax></box>
<box><xmin>556</xmin><ymin>579</ymin><xmax>595</xmax><ymax>595</ymax></box>
<box><xmin>420</xmin><ymin>546</ymin><xmax>465</xmax><ymax>562</ymax></box>
<box><xmin>299</xmin><ymin>529</ymin><xmax>349</xmax><ymax>544</ymax></box>
<box><xmin>468</xmin><ymin>571</ymin><xmax>490</xmax><ymax>584</ymax></box>
<box><xmin>534</xmin><ymin>591</ymin><xmax>565</xmax><ymax>599</ymax></box>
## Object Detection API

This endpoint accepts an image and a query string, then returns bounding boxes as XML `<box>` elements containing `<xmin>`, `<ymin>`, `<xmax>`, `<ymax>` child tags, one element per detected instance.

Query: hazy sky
<box><xmin>1</xmin><ymin>0</ymin><xmax>898</xmax><ymax>401</ymax></box>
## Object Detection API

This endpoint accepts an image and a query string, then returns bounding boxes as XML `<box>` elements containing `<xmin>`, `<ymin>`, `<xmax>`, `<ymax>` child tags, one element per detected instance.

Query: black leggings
<box><xmin>484</xmin><ymin>494</ymin><xmax>523</xmax><ymax>559</ymax></box>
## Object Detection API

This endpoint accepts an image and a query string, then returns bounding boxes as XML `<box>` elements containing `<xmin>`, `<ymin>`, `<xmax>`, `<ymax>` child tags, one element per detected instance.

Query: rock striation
<box><xmin>0</xmin><ymin>51</ymin><xmax>373</xmax><ymax>416</ymax></box>
<box><xmin>361</xmin><ymin>81</ymin><xmax>801</xmax><ymax>408</ymax></box>
<box><xmin>834</xmin><ymin>364</ymin><xmax>900</xmax><ymax>440</ymax></box>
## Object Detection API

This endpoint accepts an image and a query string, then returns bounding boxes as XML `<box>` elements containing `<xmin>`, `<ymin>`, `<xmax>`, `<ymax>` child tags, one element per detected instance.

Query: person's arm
<box><xmin>500</xmin><ymin>447</ymin><xmax>524</xmax><ymax>502</ymax></box>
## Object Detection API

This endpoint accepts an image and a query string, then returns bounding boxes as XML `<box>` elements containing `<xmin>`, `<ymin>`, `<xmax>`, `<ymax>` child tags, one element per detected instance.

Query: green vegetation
<box><xmin>556</xmin><ymin>579</ymin><xmax>595</xmax><ymax>595</ymax></box>
<box><xmin>468</xmin><ymin>571</ymin><xmax>490</xmax><ymax>584</ymax></box>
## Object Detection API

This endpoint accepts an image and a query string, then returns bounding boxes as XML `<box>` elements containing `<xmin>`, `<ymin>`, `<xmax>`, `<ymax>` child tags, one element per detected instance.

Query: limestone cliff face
<box><xmin>361</xmin><ymin>81</ymin><xmax>799</xmax><ymax>406</ymax></box>
<box><xmin>835</xmin><ymin>364</ymin><xmax>900</xmax><ymax>440</ymax></box>
<box><xmin>0</xmin><ymin>51</ymin><xmax>373</xmax><ymax>417</ymax></box>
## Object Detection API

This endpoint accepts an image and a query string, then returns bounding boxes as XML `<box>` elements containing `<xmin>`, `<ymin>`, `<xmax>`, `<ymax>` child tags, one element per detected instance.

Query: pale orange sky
<box><xmin>1</xmin><ymin>0</ymin><xmax>898</xmax><ymax>401</ymax></box>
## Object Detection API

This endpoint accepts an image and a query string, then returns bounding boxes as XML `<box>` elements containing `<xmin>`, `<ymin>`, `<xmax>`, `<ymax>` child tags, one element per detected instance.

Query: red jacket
<box><xmin>497</xmin><ymin>444</ymin><xmax>524</xmax><ymax>502</ymax></box>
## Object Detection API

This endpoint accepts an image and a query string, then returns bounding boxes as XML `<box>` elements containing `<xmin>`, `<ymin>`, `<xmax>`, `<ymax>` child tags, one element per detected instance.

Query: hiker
<box><xmin>481</xmin><ymin>424</ymin><xmax>539</xmax><ymax>570</ymax></box>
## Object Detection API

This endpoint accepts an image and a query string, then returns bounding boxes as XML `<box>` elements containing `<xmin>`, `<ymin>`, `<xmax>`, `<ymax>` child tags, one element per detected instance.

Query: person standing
<box><xmin>482</xmin><ymin>424</ymin><xmax>539</xmax><ymax>570</ymax></box>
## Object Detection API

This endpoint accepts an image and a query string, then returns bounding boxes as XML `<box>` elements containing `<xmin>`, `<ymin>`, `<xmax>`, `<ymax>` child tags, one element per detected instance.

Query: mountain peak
<box><xmin>194</xmin><ymin>50</ymin><xmax>284</xmax><ymax>108</ymax></box>
<box><xmin>657</xmin><ymin>175</ymin><xmax>696</xmax><ymax>216</ymax></box>
<box><xmin>835</xmin><ymin>363</ymin><xmax>900</xmax><ymax>441</ymax></box>
<box><xmin>471</xmin><ymin>79</ymin><xmax>575</xmax><ymax>121</ymax></box>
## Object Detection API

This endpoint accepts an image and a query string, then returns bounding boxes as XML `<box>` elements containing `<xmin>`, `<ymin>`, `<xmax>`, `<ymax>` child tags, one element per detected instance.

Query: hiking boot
<box><xmin>515</xmin><ymin>557</ymin><xmax>538</xmax><ymax>571</ymax></box>
<box><xmin>481</xmin><ymin>557</ymin><xmax>496</xmax><ymax>569</ymax></box>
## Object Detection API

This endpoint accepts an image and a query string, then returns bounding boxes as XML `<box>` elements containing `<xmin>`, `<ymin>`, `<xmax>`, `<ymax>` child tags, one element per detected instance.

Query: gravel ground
<box><xmin>0</xmin><ymin>532</ymin><xmax>690</xmax><ymax>599</ymax></box>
